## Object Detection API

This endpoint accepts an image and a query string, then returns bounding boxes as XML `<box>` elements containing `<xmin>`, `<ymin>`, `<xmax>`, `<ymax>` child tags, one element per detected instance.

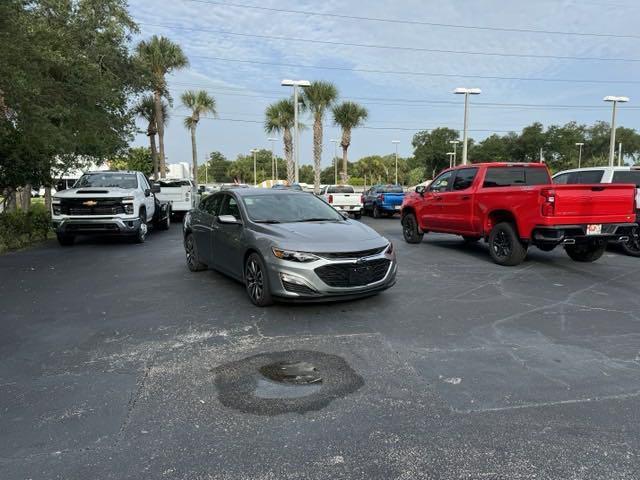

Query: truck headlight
<box><xmin>52</xmin><ymin>199</ymin><xmax>61</xmax><ymax>215</ymax></box>
<box><xmin>124</xmin><ymin>204</ymin><xmax>134</xmax><ymax>214</ymax></box>
<box><xmin>272</xmin><ymin>247</ymin><xmax>319</xmax><ymax>263</ymax></box>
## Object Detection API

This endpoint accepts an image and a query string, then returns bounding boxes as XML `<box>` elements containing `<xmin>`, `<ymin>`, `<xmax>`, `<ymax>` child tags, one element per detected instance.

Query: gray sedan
<box><xmin>183</xmin><ymin>188</ymin><xmax>397</xmax><ymax>306</ymax></box>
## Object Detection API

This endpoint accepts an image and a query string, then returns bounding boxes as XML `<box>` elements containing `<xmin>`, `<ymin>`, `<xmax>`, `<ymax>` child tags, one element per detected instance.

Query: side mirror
<box><xmin>151</xmin><ymin>184</ymin><xmax>161</xmax><ymax>194</ymax></box>
<box><xmin>218</xmin><ymin>214</ymin><xmax>242</xmax><ymax>225</ymax></box>
<box><xmin>415</xmin><ymin>185</ymin><xmax>426</xmax><ymax>195</ymax></box>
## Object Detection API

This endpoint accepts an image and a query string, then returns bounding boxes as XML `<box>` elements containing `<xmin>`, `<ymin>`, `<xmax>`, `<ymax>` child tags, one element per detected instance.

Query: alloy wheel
<box><xmin>246</xmin><ymin>259</ymin><xmax>264</xmax><ymax>302</ymax></box>
<box><xmin>493</xmin><ymin>230</ymin><xmax>511</xmax><ymax>259</ymax></box>
<box><xmin>185</xmin><ymin>236</ymin><xmax>195</xmax><ymax>268</ymax></box>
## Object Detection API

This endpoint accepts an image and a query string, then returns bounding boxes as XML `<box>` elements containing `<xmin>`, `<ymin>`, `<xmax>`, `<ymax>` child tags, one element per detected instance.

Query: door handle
<box><xmin>434</xmin><ymin>196</ymin><xmax>443</xmax><ymax>201</ymax></box>
<box><xmin>461</xmin><ymin>195</ymin><xmax>471</xmax><ymax>200</ymax></box>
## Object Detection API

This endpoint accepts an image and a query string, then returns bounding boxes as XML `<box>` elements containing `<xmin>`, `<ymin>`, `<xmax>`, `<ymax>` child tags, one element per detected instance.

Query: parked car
<box><xmin>553</xmin><ymin>166</ymin><xmax>640</xmax><ymax>257</ymax></box>
<box><xmin>363</xmin><ymin>184</ymin><xmax>405</xmax><ymax>218</ymax></box>
<box><xmin>272</xmin><ymin>183</ymin><xmax>303</xmax><ymax>191</ymax></box>
<box><xmin>183</xmin><ymin>188</ymin><xmax>397</xmax><ymax>306</ymax></box>
<box><xmin>319</xmin><ymin>184</ymin><xmax>363</xmax><ymax>218</ymax></box>
<box><xmin>154</xmin><ymin>178</ymin><xmax>199</xmax><ymax>217</ymax></box>
<box><xmin>51</xmin><ymin>170</ymin><xmax>171</xmax><ymax>246</ymax></box>
<box><xmin>401</xmin><ymin>163</ymin><xmax>637</xmax><ymax>266</ymax></box>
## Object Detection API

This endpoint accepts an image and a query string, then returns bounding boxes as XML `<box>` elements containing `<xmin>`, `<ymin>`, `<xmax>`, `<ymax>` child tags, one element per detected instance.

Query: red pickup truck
<box><xmin>401</xmin><ymin>163</ymin><xmax>637</xmax><ymax>266</ymax></box>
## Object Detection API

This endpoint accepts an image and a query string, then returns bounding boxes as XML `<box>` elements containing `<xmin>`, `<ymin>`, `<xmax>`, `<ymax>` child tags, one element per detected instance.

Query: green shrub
<box><xmin>0</xmin><ymin>205</ymin><xmax>52</xmax><ymax>253</ymax></box>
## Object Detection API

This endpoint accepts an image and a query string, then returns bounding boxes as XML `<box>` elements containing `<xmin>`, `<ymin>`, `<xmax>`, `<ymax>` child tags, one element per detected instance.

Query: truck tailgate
<box><xmin>331</xmin><ymin>193</ymin><xmax>360</xmax><ymax>206</ymax></box>
<box><xmin>552</xmin><ymin>184</ymin><xmax>636</xmax><ymax>222</ymax></box>
<box><xmin>381</xmin><ymin>193</ymin><xmax>405</xmax><ymax>207</ymax></box>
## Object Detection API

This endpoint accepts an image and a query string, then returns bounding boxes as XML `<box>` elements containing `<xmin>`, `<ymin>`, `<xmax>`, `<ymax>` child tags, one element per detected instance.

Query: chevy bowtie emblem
<box><xmin>83</xmin><ymin>200</ymin><xmax>97</xmax><ymax>207</ymax></box>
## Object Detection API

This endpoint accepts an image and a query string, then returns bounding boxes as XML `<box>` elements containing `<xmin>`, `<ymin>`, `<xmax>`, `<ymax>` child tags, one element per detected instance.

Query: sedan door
<box><xmin>211</xmin><ymin>194</ymin><xmax>245</xmax><ymax>279</ymax></box>
<box><xmin>191</xmin><ymin>194</ymin><xmax>222</xmax><ymax>264</ymax></box>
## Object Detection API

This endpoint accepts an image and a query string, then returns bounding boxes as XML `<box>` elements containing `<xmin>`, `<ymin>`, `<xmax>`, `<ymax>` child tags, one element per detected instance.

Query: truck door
<box><xmin>138</xmin><ymin>174</ymin><xmax>155</xmax><ymax>220</ymax></box>
<box><xmin>420</xmin><ymin>171</ymin><xmax>453</xmax><ymax>229</ymax></box>
<box><xmin>444</xmin><ymin>167</ymin><xmax>478</xmax><ymax>233</ymax></box>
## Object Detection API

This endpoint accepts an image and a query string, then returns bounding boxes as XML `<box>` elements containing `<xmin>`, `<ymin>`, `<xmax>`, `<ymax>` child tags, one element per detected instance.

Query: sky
<box><xmin>127</xmin><ymin>0</ymin><xmax>640</xmax><ymax>168</ymax></box>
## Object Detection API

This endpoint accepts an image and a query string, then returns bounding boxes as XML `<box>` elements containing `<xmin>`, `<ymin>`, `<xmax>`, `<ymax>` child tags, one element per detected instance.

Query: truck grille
<box><xmin>316</xmin><ymin>246</ymin><xmax>386</xmax><ymax>259</ymax></box>
<box><xmin>61</xmin><ymin>198</ymin><xmax>125</xmax><ymax>215</ymax></box>
<box><xmin>315</xmin><ymin>259</ymin><xmax>391</xmax><ymax>287</ymax></box>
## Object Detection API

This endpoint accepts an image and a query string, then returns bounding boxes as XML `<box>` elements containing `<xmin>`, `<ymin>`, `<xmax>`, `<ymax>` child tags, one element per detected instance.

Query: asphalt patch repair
<box><xmin>212</xmin><ymin>350</ymin><xmax>364</xmax><ymax>415</ymax></box>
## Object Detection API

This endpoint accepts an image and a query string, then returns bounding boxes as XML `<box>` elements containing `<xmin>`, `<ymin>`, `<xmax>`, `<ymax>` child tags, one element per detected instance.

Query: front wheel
<box><xmin>133</xmin><ymin>210</ymin><xmax>148</xmax><ymax>244</ymax></box>
<box><xmin>565</xmin><ymin>243</ymin><xmax>606</xmax><ymax>262</ymax></box>
<box><xmin>245</xmin><ymin>253</ymin><xmax>273</xmax><ymax>307</ymax></box>
<box><xmin>184</xmin><ymin>233</ymin><xmax>207</xmax><ymax>271</ymax></box>
<box><xmin>620</xmin><ymin>225</ymin><xmax>640</xmax><ymax>257</ymax></box>
<box><xmin>402</xmin><ymin>213</ymin><xmax>424</xmax><ymax>244</ymax></box>
<box><xmin>488</xmin><ymin>222</ymin><xmax>528</xmax><ymax>266</ymax></box>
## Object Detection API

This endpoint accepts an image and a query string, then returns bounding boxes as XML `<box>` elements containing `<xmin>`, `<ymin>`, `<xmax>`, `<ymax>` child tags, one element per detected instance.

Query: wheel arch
<box><xmin>485</xmin><ymin>209</ymin><xmax>520</xmax><ymax>238</ymax></box>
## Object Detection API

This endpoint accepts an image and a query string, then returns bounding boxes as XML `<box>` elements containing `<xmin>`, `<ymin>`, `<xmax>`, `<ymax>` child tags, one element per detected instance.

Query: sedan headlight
<box><xmin>272</xmin><ymin>247</ymin><xmax>320</xmax><ymax>263</ymax></box>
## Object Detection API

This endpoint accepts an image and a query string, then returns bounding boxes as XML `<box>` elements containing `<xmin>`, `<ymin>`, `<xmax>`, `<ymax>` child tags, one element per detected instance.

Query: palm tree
<box><xmin>265</xmin><ymin>99</ymin><xmax>296</xmax><ymax>184</ymax></box>
<box><xmin>302</xmin><ymin>81</ymin><xmax>338</xmax><ymax>192</ymax></box>
<box><xmin>332</xmin><ymin>101</ymin><xmax>368</xmax><ymax>183</ymax></box>
<box><xmin>133</xmin><ymin>95</ymin><xmax>169</xmax><ymax>180</ymax></box>
<box><xmin>136</xmin><ymin>35</ymin><xmax>189</xmax><ymax>178</ymax></box>
<box><xmin>181</xmin><ymin>90</ymin><xmax>217</xmax><ymax>182</ymax></box>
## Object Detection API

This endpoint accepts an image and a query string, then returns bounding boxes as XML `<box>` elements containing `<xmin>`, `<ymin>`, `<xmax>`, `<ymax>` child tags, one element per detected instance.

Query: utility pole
<box><xmin>618</xmin><ymin>142</ymin><xmax>623</xmax><ymax>166</ymax></box>
<box><xmin>603</xmin><ymin>96</ymin><xmax>629</xmax><ymax>167</ymax></box>
<box><xmin>392</xmin><ymin>140</ymin><xmax>400</xmax><ymax>185</ymax></box>
<box><xmin>575</xmin><ymin>142</ymin><xmax>584</xmax><ymax>168</ymax></box>
<box><xmin>454</xmin><ymin>88</ymin><xmax>481</xmax><ymax>165</ymax></box>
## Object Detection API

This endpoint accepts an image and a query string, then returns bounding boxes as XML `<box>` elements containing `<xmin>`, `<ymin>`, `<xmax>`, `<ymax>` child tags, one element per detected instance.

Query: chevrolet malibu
<box><xmin>183</xmin><ymin>188</ymin><xmax>397</xmax><ymax>306</ymax></box>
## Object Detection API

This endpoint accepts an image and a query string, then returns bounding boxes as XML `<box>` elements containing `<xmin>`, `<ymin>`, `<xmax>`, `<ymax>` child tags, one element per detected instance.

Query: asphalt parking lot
<box><xmin>1</xmin><ymin>217</ymin><xmax>640</xmax><ymax>479</ymax></box>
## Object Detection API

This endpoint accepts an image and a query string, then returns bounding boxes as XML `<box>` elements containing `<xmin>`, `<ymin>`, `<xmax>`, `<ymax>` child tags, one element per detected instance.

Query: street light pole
<box><xmin>392</xmin><ymin>140</ymin><xmax>400</xmax><ymax>185</ymax></box>
<box><xmin>449</xmin><ymin>140</ymin><xmax>459</xmax><ymax>166</ymax></box>
<box><xmin>619</xmin><ymin>142</ymin><xmax>623</xmax><ymax>167</ymax></box>
<box><xmin>330</xmin><ymin>139</ymin><xmax>339</xmax><ymax>184</ymax></box>
<box><xmin>282</xmin><ymin>79</ymin><xmax>311</xmax><ymax>183</ymax></box>
<box><xmin>447</xmin><ymin>152</ymin><xmax>455</xmax><ymax>168</ymax></box>
<box><xmin>575</xmin><ymin>142</ymin><xmax>584</xmax><ymax>168</ymax></box>
<box><xmin>604</xmin><ymin>96</ymin><xmax>629</xmax><ymax>167</ymax></box>
<box><xmin>268</xmin><ymin>137</ymin><xmax>277</xmax><ymax>181</ymax></box>
<box><xmin>250</xmin><ymin>148</ymin><xmax>258</xmax><ymax>186</ymax></box>
<box><xmin>454</xmin><ymin>88</ymin><xmax>481</xmax><ymax>165</ymax></box>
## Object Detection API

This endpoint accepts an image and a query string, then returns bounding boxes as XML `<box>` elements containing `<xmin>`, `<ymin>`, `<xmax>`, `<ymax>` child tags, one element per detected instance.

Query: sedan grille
<box><xmin>316</xmin><ymin>246</ymin><xmax>386</xmax><ymax>260</ymax></box>
<box><xmin>61</xmin><ymin>198</ymin><xmax>125</xmax><ymax>215</ymax></box>
<box><xmin>315</xmin><ymin>258</ymin><xmax>391</xmax><ymax>287</ymax></box>
<box><xmin>282</xmin><ymin>280</ymin><xmax>318</xmax><ymax>296</ymax></box>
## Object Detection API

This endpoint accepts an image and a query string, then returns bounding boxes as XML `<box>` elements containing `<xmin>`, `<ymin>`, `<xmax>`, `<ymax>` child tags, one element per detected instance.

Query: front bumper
<box><xmin>264</xmin><ymin>250</ymin><xmax>398</xmax><ymax>302</ymax></box>
<box><xmin>52</xmin><ymin>216</ymin><xmax>142</xmax><ymax>235</ymax></box>
<box><xmin>532</xmin><ymin>223</ymin><xmax>637</xmax><ymax>245</ymax></box>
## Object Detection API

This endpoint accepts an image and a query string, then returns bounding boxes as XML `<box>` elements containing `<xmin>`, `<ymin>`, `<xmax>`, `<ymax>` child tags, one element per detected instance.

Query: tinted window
<box><xmin>158</xmin><ymin>180</ymin><xmax>192</xmax><ymax>187</ymax></box>
<box><xmin>525</xmin><ymin>168</ymin><xmax>551</xmax><ymax>185</ymax></box>
<box><xmin>200</xmin><ymin>194</ymin><xmax>222</xmax><ymax>215</ymax></box>
<box><xmin>430</xmin><ymin>171</ymin><xmax>453</xmax><ymax>192</ymax></box>
<box><xmin>575</xmin><ymin>170</ymin><xmax>604</xmax><ymax>184</ymax></box>
<box><xmin>242</xmin><ymin>193</ymin><xmax>343</xmax><ymax>223</ymax></box>
<box><xmin>553</xmin><ymin>173</ymin><xmax>570</xmax><ymax>184</ymax></box>
<box><xmin>220</xmin><ymin>195</ymin><xmax>241</xmax><ymax>218</ymax></box>
<box><xmin>327</xmin><ymin>185</ymin><xmax>355</xmax><ymax>194</ymax></box>
<box><xmin>483</xmin><ymin>167</ymin><xmax>525</xmax><ymax>188</ymax></box>
<box><xmin>452</xmin><ymin>168</ymin><xmax>478</xmax><ymax>191</ymax></box>
<box><xmin>612</xmin><ymin>171</ymin><xmax>640</xmax><ymax>187</ymax></box>
<box><xmin>75</xmin><ymin>173</ymin><xmax>138</xmax><ymax>189</ymax></box>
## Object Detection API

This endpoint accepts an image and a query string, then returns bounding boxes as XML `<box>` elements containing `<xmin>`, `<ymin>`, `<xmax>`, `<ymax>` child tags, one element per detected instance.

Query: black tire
<box><xmin>462</xmin><ymin>236</ymin><xmax>480</xmax><ymax>244</ymax></box>
<box><xmin>56</xmin><ymin>233</ymin><xmax>74</xmax><ymax>246</ymax></box>
<box><xmin>354</xmin><ymin>212</ymin><xmax>362</xmax><ymax>220</ymax></box>
<box><xmin>402</xmin><ymin>213</ymin><xmax>424</xmax><ymax>244</ymax></box>
<box><xmin>133</xmin><ymin>209</ymin><xmax>148</xmax><ymax>244</ymax></box>
<box><xmin>245</xmin><ymin>252</ymin><xmax>273</xmax><ymax>307</ymax></box>
<box><xmin>156</xmin><ymin>207</ymin><xmax>171</xmax><ymax>230</ymax></box>
<box><xmin>184</xmin><ymin>233</ymin><xmax>207</xmax><ymax>271</ymax></box>
<box><xmin>565</xmin><ymin>243</ymin><xmax>606</xmax><ymax>262</ymax></box>
<box><xmin>373</xmin><ymin>205</ymin><xmax>382</xmax><ymax>218</ymax></box>
<box><xmin>620</xmin><ymin>225</ymin><xmax>640</xmax><ymax>257</ymax></box>
<box><xmin>488</xmin><ymin>222</ymin><xmax>528</xmax><ymax>266</ymax></box>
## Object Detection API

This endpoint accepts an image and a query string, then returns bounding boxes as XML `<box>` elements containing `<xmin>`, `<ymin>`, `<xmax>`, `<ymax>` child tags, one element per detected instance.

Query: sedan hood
<box><xmin>257</xmin><ymin>220</ymin><xmax>388</xmax><ymax>252</ymax></box>
<box><xmin>54</xmin><ymin>187</ymin><xmax>134</xmax><ymax>199</ymax></box>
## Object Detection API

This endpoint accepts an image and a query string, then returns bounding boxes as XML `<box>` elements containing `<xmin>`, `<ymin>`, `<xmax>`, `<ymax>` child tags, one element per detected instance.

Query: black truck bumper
<box><xmin>532</xmin><ymin>223</ymin><xmax>637</xmax><ymax>246</ymax></box>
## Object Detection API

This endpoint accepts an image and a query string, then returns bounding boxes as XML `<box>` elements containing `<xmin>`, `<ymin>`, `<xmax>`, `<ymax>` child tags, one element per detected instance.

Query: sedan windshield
<box><xmin>75</xmin><ymin>173</ymin><xmax>138</xmax><ymax>189</ymax></box>
<box><xmin>242</xmin><ymin>193</ymin><xmax>343</xmax><ymax>223</ymax></box>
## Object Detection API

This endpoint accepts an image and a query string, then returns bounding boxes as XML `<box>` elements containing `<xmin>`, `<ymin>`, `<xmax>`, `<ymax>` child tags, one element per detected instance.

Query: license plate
<box><xmin>586</xmin><ymin>224</ymin><xmax>602</xmax><ymax>235</ymax></box>
<box><xmin>394</xmin><ymin>205</ymin><xmax>401</xmax><ymax>210</ymax></box>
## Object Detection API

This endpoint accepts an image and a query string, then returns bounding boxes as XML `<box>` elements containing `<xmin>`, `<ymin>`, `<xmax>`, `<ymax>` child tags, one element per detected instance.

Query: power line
<box><xmin>181</xmin><ymin>0</ymin><xmax>640</xmax><ymax>40</ymax></box>
<box><xmin>139</xmin><ymin>22</ymin><xmax>640</xmax><ymax>63</ymax></box>
<box><xmin>189</xmin><ymin>55</ymin><xmax>640</xmax><ymax>85</ymax></box>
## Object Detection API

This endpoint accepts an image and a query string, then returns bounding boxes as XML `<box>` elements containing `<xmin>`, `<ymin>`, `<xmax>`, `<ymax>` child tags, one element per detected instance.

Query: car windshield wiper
<box><xmin>254</xmin><ymin>219</ymin><xmax>282</xmax><ymax>224</ymax></box>
<box><xmin>294</xmin><ymin>217</ymin><xmax>340</xmax><ymax>222</ymax></box>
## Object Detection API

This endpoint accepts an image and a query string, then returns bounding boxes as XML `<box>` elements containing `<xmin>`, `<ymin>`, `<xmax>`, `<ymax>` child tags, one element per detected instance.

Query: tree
<box><xmin>133</xmin><ymin>95</ymin><xmax>168</xmax><ymax>179</ymax></box>
<box><xmin>110</xmin><ymin>147</ymin><xmax>153</xmax><ymax>176</ymax></box>
<box><xmin>181</xmin><ymin>90</ymin><xmax>216</xmax><ymax>182</ymax></box>
<box><xmin>265</xmin><ymin>99</ymin><xmax>297</xmax><ymax>184</ymax></box>
<box><xmin>411</xmin><ymin>128</ymin><xmax>459</xmax><ymax>178</ymax></box>
<box><xmin>302</xmin><ymin>81</ymin><xmax>338</xmax><ymax>193</ymax></box>
<box><xmin>332</xmin><ymin>101</ymin><xmax>368</xmax><ymax>183</ymax></box>
<box><xmin>517</xmin><ymin>122</ymin><xmax>547</xmax><ymax>162</ymax></box>
<box><xmin>136</xmin><ymin>35</ymin><xmax>189</xmax><ymax>178</ymax></box>
<box><xmin>470</xmin><ymin>134</ymin><xmax>512</xmax><ymax>163</ymax></box>
<box><xmin>198</xmin><ymin>151</ymin><xmax>231</xmax><ymax>183</ymax></box>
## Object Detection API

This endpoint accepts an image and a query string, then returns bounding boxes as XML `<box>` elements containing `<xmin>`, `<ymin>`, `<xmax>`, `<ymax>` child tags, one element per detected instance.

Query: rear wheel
<box><xmin>620</xmin><ymin>225</ymin><xmax>640</xmax><ymax>257</ymax></box>
<box><xmin>354</xmin><ymin>212</ymin><xmax>362</xmax><ymax>220</ymax></box>
<box><xmin>565</xmin><ymin>243</ymin><xmax>606</xmax><ymax>262</ymax></box>
<box><xmin>488</xmin><ymin>222</ymin><xmax>528</xmax><ymax>266</ymax></box>
<box><xmin>184</xmin><ymin>233</ymin><xmax>207</xmax><ymax>271</ymax></box>
<box><xmin>245</xmin><ymin>253</ymin><xmax>273</xmax><ymax>307</ymax></box>
<box><xmin>402</xmin><ymin>213</ymin><xmax>424</xmax><ymax>244</ymax></box>
<box><xmin>156</xmin><ymin>206</ymin><xmax>171</xmax><ymax>230</ymax></box>
<box><xmin>56</xmin><ymin>233</ymin><xmax>74</xmax><ymax>246</ymax></box>
<box><xmin>373</xmin><ymin>205</ymin><xmax>382</xmax><ymax>218</ymax></box>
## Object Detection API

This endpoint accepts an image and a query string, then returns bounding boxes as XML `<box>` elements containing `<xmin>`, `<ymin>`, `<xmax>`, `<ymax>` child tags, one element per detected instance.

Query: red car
<box><xmin>401</xmin><ymin>163</ymin><xmax>637</xmax><ymax>266</ymax></box>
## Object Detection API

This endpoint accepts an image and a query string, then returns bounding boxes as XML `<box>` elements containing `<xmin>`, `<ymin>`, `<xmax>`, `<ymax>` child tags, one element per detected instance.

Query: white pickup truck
<box><xmin>51</xmin><ymin>170</ymin><xmax>171</xmax><ymax>246</ymax></box>
<box><xmin>319</xmin><ymin>185</ymin><xmax>363</xmax><ymax>219</ymax></box>
<box><xmin>154</xmin><ymin>178</ymin><xmax>199</xmax><ymax>216</ymax></box>
<box><xmin>553</xmin><ymin>166</ymin><xmax>640</xmax><ymax>257</ymax></box>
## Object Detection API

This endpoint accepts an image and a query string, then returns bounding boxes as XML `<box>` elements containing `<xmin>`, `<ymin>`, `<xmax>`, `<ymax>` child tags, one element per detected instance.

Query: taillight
<box><xmin>328</xmin><ymin>194</ymin><xmax>333</xmax><ymax>203</ymax></box>
<box><xmin>541</xmin><ymin>188</ymin><xmax>556</xmax><ymax>216</ymax></box>
<box><xmin>377</xmin><ymin>194</ymin><xmax>385</xmax><ymax>202</ymax></box>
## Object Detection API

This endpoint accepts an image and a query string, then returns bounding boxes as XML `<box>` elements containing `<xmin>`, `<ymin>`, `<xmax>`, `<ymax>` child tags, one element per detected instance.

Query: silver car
<box><xmin>183</xmin><ymin>188</ymin><xmax>397</xmax><ymax>306</ymax></box>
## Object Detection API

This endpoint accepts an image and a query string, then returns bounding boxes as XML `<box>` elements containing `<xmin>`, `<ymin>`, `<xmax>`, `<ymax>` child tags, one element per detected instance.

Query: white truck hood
<box><xmin>54</xmin><ymin>187</ymin><xmax>134</xmax><ymax>199</ymax></box>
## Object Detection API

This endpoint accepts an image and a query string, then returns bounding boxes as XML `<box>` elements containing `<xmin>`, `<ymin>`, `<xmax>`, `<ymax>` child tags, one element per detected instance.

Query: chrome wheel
<box><xmin>246</xmin><ymin>259</ymin><xmax>264</xmax><ymax>302</ymax></box>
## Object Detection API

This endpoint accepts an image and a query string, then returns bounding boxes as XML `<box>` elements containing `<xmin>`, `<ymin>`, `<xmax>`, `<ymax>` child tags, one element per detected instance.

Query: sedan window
<box><xmin>242</xmin><ymin>193</ymin><xmax>343</xmax><ymax>223</ymax></box>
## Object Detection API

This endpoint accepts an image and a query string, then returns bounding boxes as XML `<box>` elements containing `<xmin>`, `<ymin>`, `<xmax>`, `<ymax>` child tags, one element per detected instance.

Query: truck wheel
<box><xmin>184</xmin><ymin>233</ymin><xmax>207</xmax><ymax>271</ymax></box>
<box><xmin>620</xmin><ymin>225</ymin><xmax>640</xmax><ymax>257</ymax></box>
<box><xmin>156</xmin><ymin>207</ymin><xmax>171</xmax><ymax>231</ymax></box>
<box><xmin>133</xmin><ymin>209</ymin><xmax>148</xmax><ymax>244</ymax></box>
<box><xmin>245</xmin><ymin>253</ymin><xmax>273</xmax><ymax>307</ymax></box>
<box><xmin>57</xmin><ymin>233</ymin><xmax>74</xmax><ymax>246</ymax></box>
<box><xmin>402</xmin><ymin>213</ymin><xmax>424</xmax><ymax>244</ymax></box>
<box><xmin>488</xmin><ymin>222</ymin><xmax>528</xmax><ymax>266</ymax></box>
<box><xmin>354</xmin><ymin>212</ymin><xmax>362</xmax><ymax>220</ymax></box>
<box><xmin>373</xmin><ymin>205</ymin><xmax>382</xmax><ymax>218</ymax></box>
<box><xmin>565</xmin><ymin>243</ymin><xmax>606</xmax><ymax>262</ymax></box>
